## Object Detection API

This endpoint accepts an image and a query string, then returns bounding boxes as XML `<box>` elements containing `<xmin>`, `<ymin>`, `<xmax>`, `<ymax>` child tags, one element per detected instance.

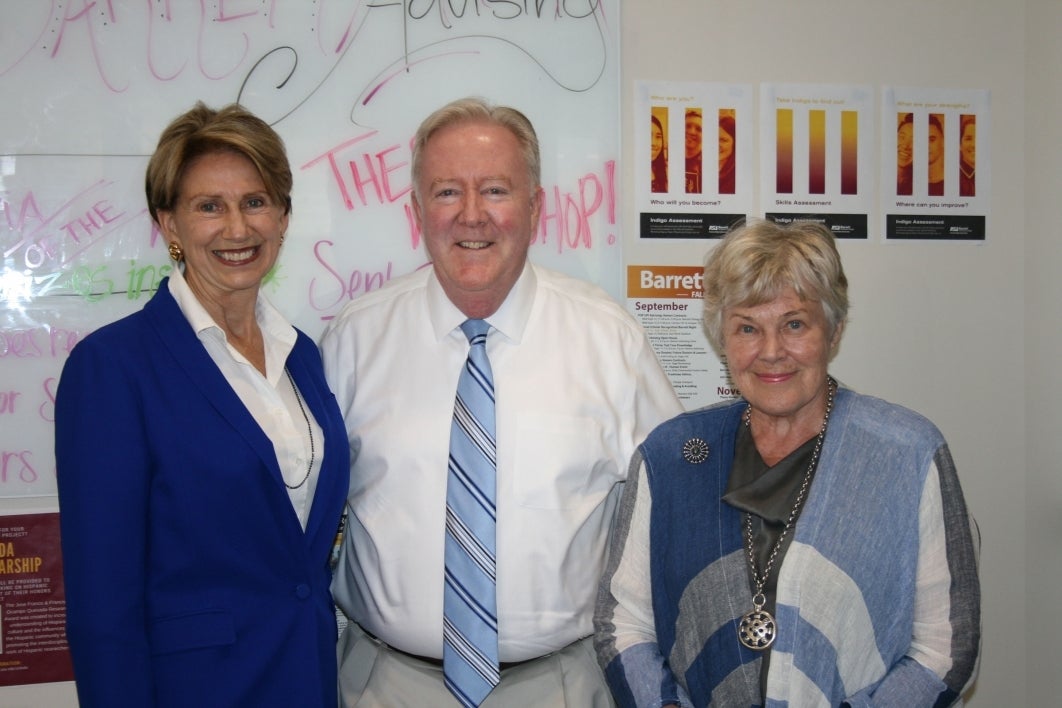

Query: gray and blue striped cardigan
<box><xmin>595</xmin><ymin>386</ymin><xmax>980</xmax><ymax>707</ymax></box>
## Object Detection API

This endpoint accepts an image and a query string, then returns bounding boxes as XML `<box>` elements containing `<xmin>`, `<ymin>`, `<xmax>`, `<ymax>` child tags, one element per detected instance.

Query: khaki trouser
<box><xmin>337</xmin><ymin>622</ymin><xmax>616</xmax><ymax>708</ymax></box>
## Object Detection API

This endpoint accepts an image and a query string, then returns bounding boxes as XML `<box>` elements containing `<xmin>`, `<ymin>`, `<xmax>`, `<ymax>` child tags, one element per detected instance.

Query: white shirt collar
<box><xmin>425</xmin><ymin>260</ymin><xmax>537</xmax><ymax>343</ymax></box>
<box><xmin>167</xmin><ymin>265</ymin><xmax>296</xmax><ymax>384</ymax></box>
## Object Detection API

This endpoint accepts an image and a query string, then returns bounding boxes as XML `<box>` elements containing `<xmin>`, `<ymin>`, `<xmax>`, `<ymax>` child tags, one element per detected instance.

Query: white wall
<box><xmin>1024</xmin><ymin>1</ymin><xmax>1061</xmax><ymax>706</ymax></box>
<box><xmin>622</xmin><ymin>1</ymin><xmax>1030</xmax><ymax>704</ymax></box>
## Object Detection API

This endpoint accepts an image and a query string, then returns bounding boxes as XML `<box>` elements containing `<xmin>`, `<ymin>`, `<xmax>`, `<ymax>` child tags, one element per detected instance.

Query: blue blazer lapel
<box><xmin>285</xmin><ymin>339</ymin><xmax>346</xmax><ymax>544</ymax></box>
<box><xmin>143</xmin><ymin>280</ymin><xmax>287</xmax><ymax>490</ymax></box>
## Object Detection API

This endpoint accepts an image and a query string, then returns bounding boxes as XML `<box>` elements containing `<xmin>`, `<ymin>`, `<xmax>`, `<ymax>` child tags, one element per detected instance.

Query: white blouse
<box><xmin>168</xmin><ymin>266</ymin><xmax>323</xmax><ymax>529</ymax></box>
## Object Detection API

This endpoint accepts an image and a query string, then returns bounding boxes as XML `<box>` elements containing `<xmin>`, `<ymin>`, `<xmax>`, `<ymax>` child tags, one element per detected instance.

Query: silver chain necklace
<box><xmin>283</xmin><ymin>368</ymin><xmax>315</xmax><ymax>490</ymax></box>
<box><xmin>737</xmin><ymin>376</ymin><xmax>836</xmax><ymax>651</ymax></box>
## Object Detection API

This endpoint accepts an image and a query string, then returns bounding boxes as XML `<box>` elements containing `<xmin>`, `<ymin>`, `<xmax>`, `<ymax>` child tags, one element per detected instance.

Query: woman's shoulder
<box><xmin>69</xmin><ymin>284</ymin><xmax>174</xmax><ymax>351</ymax></box>
<box><xmin>835</xmin><ymin>386</ymin><xmax>946</xmax><ymax>447</ymax></box>
<box><xmin>69</xmin><ymin>304</ymin><xmax>154</xmax><ymax>357</ymax></box>
<box><xmin>642</xmin><ymin>397</ymin><xmax>746</xmax><ymax>446</ymax></box>
<box><xmin>670</xmin><ymin>396</ymin><xmax>744</xmax><ymax>422</ymax></box>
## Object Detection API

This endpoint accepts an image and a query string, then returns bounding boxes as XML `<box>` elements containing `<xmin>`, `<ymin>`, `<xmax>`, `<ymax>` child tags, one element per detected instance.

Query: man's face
<box><xmin>685</xmin><ymin>113</ymin><xmax>702</xmax><ymax>159</ymax></box>
<box><xmin>412</xmin><ymin>120</ymin><xmax>542</xmax><ymax>318</ymax></box>
<box><xmin>897</xmin><ymin>122</ymin><xmax>914</xmax><ymax>168</ymax></box>
<box><xmin>928</xmin><ymin>122</ymin><xmax>944</xmax><ymax>166</ymax></box>
<box><xmin>961</xmin><ymin>122</ymin><xmax>976</xmax><ymax>167</ymax></box>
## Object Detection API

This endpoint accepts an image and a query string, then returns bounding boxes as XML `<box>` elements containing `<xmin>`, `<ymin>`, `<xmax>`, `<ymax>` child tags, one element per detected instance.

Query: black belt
<box><xmin>360</xmin><ymin>625</ymin><xmax>541</xmax><ymax>671</ymax></box>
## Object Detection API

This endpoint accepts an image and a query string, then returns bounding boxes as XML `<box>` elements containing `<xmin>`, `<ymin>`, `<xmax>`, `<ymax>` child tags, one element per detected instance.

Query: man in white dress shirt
<box><xmin>320</xmin><ymin>96</ymin><xmax>682</xmax><ymax>707</ymax></box>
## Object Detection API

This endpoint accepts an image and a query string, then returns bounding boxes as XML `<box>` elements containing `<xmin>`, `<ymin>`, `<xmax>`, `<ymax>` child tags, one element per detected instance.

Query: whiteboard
<box><xmin>0</xmin><ymin>1</ymin><xmax>621</xmax><ymax>498</ymax></box>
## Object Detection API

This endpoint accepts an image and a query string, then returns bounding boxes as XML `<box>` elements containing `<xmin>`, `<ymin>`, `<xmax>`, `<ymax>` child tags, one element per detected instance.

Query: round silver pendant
<box><xmin>738</xmin><ymin>608</ymin><xmax>776</xmax><ymax>651</ymax></box>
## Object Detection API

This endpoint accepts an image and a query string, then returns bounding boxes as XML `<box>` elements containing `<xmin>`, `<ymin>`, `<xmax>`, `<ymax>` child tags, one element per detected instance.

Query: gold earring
<box><xmin>168</xmin><ymin>242</ymin><xmax>183</xmax><ymax>261</ymax></box>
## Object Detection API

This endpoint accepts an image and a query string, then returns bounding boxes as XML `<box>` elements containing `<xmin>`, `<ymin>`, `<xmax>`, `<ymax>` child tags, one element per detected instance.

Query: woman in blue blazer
<box><xmin>55</xmin><ymin>103</ymin><xmax>349</xmax><ymax>707</ymax></box>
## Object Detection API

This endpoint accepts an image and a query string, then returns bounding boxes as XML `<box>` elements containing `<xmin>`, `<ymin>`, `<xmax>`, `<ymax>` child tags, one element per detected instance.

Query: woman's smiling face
<box><xmin>158</xmin><ymin>150</ymin><xmax>288</xmax><ymax>306</ymax></box>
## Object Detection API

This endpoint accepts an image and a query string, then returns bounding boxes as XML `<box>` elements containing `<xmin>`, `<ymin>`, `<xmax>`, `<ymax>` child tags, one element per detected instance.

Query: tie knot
<box><xmin>460</xmin><ymin>319</ymin><xmax>490</xmax><ymax>345</ymax></box>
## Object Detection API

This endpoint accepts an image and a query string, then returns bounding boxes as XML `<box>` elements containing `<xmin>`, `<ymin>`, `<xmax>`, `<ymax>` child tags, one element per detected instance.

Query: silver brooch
<box><xmin>682</xmin><ymin>438</ymin><xmax>709</xmax><ymax>464</ymax></box>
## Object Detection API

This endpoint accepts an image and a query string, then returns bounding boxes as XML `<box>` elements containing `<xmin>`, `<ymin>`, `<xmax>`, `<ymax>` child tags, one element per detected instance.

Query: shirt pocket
<box><xmin>513</xmin><ymin>413</ymin><xmax>615</xmax><ymax>510</ymax></box>
<box><xmin>149</xmin><ymin>608</ymin><xmax>236</xmax><ymax>656</ymax></box>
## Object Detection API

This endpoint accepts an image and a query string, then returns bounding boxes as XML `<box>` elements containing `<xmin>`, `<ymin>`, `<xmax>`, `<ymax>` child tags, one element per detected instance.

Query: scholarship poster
<box><xmin>635</xmin><ymin>81</ymin><xmax>754</xmax><ymax>239</ymax></box>
<box><xmin>0</xmin><ymin>512</ymin><xmax>72</xmax><ymax>687</ymax></box>
<box><xmin>882</xmin><ymin>87</ymin><xmax>989</xmax><ymax>241</ymax></box>
<box><xmin>759</xmin><ymin>83</ymin><xmax>875</xmax><ymax>239</ymax></box>
<box><xmin>626</xmin><ymin>265</ymin><xmax>736</xmax><ymax>410</ymax></box>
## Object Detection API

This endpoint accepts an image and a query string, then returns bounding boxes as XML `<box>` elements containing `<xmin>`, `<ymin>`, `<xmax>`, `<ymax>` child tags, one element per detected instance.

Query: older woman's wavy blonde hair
<box><xmin>701</xmin><ymin>219</ymin><xmax>849</xmax><ymax>355</ymax></box>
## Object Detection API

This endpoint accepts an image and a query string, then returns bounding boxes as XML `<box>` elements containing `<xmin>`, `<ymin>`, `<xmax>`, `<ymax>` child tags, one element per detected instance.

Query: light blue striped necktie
<box><xmin>444</xmin><ymin>319</ymin><xmax>500</xmax><ymax>707</ymax></box>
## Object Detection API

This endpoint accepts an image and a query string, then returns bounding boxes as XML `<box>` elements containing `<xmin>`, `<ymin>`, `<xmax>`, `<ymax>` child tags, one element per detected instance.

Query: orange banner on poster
<box><xmin>627</xmin><ymin>265</ymin><xmax>704</xmax><ymax>299</ymax></box>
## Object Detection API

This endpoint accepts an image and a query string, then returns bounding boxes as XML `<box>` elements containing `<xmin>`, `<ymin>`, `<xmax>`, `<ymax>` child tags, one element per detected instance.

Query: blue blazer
<box><xmin>56</xmin><ymin>279</ymin><xmax>349</xmax><ymax>708</ymax></box>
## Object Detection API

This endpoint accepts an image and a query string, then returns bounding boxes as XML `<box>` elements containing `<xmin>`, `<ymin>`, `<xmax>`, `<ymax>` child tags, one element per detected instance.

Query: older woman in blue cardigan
<box><xmin>595</xmin><ymin>220</ymin><xmax>980</xmax><ymax>707</ymax></box>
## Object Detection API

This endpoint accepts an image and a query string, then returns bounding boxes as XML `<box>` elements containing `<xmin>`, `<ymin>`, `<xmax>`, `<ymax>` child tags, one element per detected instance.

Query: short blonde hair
<box><xmin>410</xmin><ymin>96</ymin><xmax>540</xmax><ymax>198</ymax></box>
<box><xmin>145</xmin><ymin>102</ymin><xmax>292</xmax><ymax>224</ymax></box>
<box><xmin>702</xmin><ymin>220</ymin><xmax>849</xmax><ymax>353</ymax></box>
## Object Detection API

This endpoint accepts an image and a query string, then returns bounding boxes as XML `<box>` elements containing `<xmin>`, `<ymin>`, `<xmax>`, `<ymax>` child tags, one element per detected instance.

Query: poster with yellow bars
<box><xmin>759</xmin><ymin>83</ymin><xmax>875</xmax><ymax>239</ymax></box>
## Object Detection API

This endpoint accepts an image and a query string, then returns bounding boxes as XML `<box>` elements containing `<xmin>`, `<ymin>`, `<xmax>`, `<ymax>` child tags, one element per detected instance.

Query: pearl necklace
<box><xmin>736</xmin><ymin>376</ymin><xmax>836</xmax><ymax>651</ymax></box>
<box><xmin>283</xmin><ymin>368</ymin><xmax>315</xmax><ymax>490</ymax></box>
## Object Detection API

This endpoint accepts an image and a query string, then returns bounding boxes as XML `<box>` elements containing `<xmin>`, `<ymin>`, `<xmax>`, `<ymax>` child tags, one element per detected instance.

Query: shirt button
<box><xmin>295</xmin><ymin>584</ymin><xmax>311</xmax><ymax>600</ymax></box>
